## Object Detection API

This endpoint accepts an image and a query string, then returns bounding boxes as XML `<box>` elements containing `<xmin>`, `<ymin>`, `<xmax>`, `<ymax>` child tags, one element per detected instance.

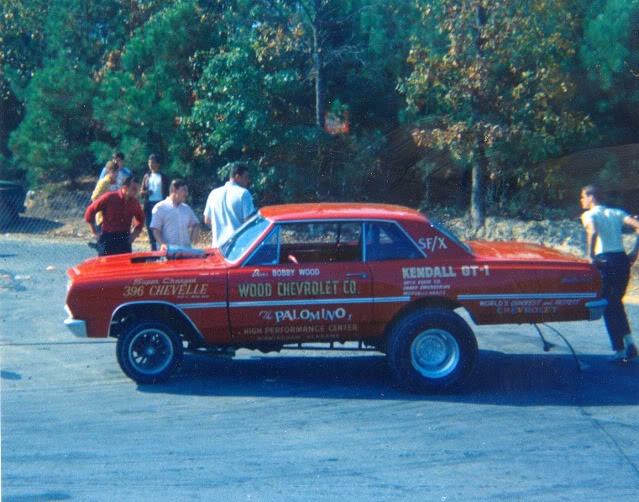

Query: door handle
<box><xmin>346</xmin><ymin>273</ymin><xmax>367</xmax><ymax>279</ymax></box>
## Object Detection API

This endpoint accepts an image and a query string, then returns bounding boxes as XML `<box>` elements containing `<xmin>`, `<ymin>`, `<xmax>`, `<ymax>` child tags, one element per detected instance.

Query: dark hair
<box><xmin>582</xmin><ymin>184</ymin><xmax>602</xmax><ymax>202</ymax></box>
<box><xmin>121</xmin><ymin>174</ymin><xmax>139</xmax><ymax>187</ymax></box>
<box><xmin>113</xmin><ymin>152</ymin><xmax>125</xmax><ymax>161</ymax></box>
<box><xmin>148</xmin><ymin>153</ymin><xmax>161</xmax><ymax>163</ymax></box>
<box><xmin>229</xmin><ymin>162</ymin><xmax>248</xmax><ymax>179</ymax></box>
<box><xmin>170</xmin><ymin>179</ymin><xmax>188</xmax><ymax>192</ymax></box>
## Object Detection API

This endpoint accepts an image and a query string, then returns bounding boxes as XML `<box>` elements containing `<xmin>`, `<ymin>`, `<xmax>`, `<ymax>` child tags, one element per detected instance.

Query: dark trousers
<box><xmin>144</xmin><ymin>201</ymin><xmax>160</xmax><ymax>250</ymax></box>
<box><xmin>595</xmin><ymin>252</ymin><xmax>631</xmax><ymax>351</ymax></box>
<box><xmin>99</xmin><ymin>232</ymin><xmax>132</xmax><ymax>256</ymax></box>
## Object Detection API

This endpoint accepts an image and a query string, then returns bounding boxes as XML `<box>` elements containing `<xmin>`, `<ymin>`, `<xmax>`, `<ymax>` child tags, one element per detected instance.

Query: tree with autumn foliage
<box><xmin>403</xmin><ymin>0</ymin><xmax>595</xmax><ymax>229</ymax></box>
<box><xmin>188</xmin><ymin>0</ymin><xmax>422</xmax><ymax>203</ymax></box>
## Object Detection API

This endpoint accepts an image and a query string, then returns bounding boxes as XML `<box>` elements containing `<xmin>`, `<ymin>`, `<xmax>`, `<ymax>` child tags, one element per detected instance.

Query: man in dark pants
<box><xmin>85</xmin><ymin>175</ymin><xmax>145</xmax><ymax>256</ymax></box>
<box><xmin>139</xmin><ymin>154</ymin><xmax>170</xmax><ymax>250</ymax></box>
<box><xmin>580</xmin><ymin>184</ymin><xmax>639</xmax><ymax>364</ymax></box>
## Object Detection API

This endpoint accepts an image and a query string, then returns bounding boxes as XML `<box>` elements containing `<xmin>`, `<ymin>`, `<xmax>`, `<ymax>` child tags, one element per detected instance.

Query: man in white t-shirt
<box><xmin>580</xmin><ymin>184</ymin><xmax>639</xmax><ymax>364</ymax></box>
<box><xmin>150</xmin><ymin>179</ymin><xmax>200</xmax><ymax>250</ymax></box>
<box><xmin>203</xmin><ymin>163</ymin><xmax>256</xmax><ymax>247</ymax></box>
<box><xmin>140</xmin><ymin>154</ymin><xmax>170</xmax><ymax>250</ymax></box>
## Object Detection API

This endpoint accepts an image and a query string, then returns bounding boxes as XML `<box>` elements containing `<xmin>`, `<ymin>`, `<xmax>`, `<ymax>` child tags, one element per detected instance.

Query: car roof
<box><xmin>259</xmin><ymin>203</ymin><xmax>429</xmax><ymax>224</ymax></box>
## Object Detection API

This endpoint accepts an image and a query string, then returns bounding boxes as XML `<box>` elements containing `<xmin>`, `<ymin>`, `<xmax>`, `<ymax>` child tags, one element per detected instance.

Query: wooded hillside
<box><xmin>2</xmin><ymin>0</ymin><xmax>639</xmax><ymax>222</ymax></box>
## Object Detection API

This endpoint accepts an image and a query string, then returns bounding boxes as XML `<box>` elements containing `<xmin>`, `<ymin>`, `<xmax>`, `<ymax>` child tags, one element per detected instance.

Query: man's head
<box><xmin>229</xmin><ymin>163</ymin><xmax>250</xmax><ymax>188</ymax></box>
<box><xmin>580</xmin><ymin>184</ymin><xmax>601</xmax><ymax>210</ymax></box>
<box><xmin>170</xmin><ymin>179</ymin><xmax>189</xmax><ymax>205</ymax></box>
<box><xmin>148</xmin><ymin>154</ymin><xmax>161</xmax><ymax>172</ymax></box>
<box><xmin>112</xmin><ymin>152</ymin><xmax>125</xmax><ymax>168</ymax></box>
<box><xmin>121</xmin><ymin>175</ymin><xmax>140</xmax><ymax>199</ymax></box>
<box><xmin>105</xmin><ymin>160</ymin><xmax>119</xmax><ymax>179</ymax></box>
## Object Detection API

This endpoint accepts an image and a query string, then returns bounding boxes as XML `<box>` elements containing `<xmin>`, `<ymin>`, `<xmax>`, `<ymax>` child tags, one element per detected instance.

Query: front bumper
<box><xmin>585</xmin><ymin>299</ymin><xmax>607</xmax><ymax>321</ymax></box>
<box><xmin>64</xmin><ymin>317</ymin><xmax>88</xmax><ymax>337</ymax></box>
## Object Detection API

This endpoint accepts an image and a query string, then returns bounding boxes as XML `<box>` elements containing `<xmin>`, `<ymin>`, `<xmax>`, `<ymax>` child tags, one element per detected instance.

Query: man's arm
<box><xmin>190</xmin><ymin>224</ymin><xmax>200</xmax><ymax>246</ymax></box>
<box><xmin>84</xmin><ymin>199</ymin><xmax>101</xmax><ymax>237</ymax></box>
<box><xmin>241</xmin><ymin>191</ymin><xmax>256</xmax><ymax>222</ymax></box>
<box><xmin>624</xmin><ymin>215</ymin><xmax>639</xmax><ymax>264</ymax></box>
<box><xmin>152</xmin><ymin>228</ymin><xmax>166</xmax><ymax>250</ymax></box>
<box><xmin>203</xmin><ymin>199</ymin><xmax>212</xmax><ymax>225</ymax></box>
<box><xmin>129</xmin><ymin>202</ymin><xmax>145</xmax><ymax>243</ymax></box>
<box><xmin>584</xmin><ymin>222</ymin><xmax>597</xmax><ymax>262</ymax></box>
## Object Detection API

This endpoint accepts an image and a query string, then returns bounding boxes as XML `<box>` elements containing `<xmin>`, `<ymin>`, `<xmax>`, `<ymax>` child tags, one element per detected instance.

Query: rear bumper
<box><xmin>64</xmin><ymin>318</ymin><xmax>88</xmax><ymax>337</ymax></box>
<box><xmin>585</xmin><ymin>299</ymin><xmax>607</xmax><ymax>321</ymax></box>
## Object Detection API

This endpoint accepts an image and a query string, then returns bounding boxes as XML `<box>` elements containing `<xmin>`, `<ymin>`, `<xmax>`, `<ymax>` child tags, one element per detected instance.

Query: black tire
<box><xmin>116</xmin><ymin>321</ymin><xmax>183</xmax><ymax>384</ymax></box>
<box><xmin>387</xmin><ymin>309</ymin><xmax>478</xmax><ymax>393</ymax></box>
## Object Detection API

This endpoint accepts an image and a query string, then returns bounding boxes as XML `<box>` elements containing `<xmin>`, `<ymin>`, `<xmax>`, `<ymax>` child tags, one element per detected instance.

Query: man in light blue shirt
<box><xmin>98</xmin><ymin>152</ymin><xmax>131</xmax><ymax>188</ymax></box>
<box><xmin>203</xmin><ymin>163</ymin><xmax>256</xmax><ymax>247</ymax></box>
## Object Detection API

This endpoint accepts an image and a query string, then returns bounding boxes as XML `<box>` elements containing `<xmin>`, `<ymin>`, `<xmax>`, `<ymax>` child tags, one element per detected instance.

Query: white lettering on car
<box><xmin>299</xmin><ymin>268</ymin><xmax>320</xmax><ymax>276</ymax></box>
<box><xmin>418</xmin><ymin>236</ymin><xmax>448</xmax><ymax>252</ymax></box>
<box><xmin>272</xmin><ymin>269</ymin><xmax>296</xmax><ymax>277</ymax></box>
<box><xmin>274</xmin><ymin>308</ymin><xmax>350</xmax><ymax>324</ymax></box>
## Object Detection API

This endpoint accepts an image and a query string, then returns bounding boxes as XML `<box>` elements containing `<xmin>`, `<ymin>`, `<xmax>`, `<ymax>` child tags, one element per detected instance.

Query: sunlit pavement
<box><xmin>2</xmin><ymin>235</ymin><xmax>638</xmax><ymax>501</ymax></box>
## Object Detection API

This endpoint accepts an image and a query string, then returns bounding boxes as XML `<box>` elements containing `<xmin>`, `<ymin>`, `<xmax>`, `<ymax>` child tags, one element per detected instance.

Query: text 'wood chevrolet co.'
<box><xmin>65</xmin><ymin>203</ymin><xmax>606</xmax><ymax>392</ymax></box>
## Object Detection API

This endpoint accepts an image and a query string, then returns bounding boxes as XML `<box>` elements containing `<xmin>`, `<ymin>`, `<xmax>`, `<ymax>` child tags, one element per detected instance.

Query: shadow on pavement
<box><xmin>138</xmin><ymin>349</ymin><xmax>639</xmax><ymax>406</ymax></box>
<box><xmin>2</xmin><ymin>216</ymin><xmax>64</xmax><ymax>234</ymax></box>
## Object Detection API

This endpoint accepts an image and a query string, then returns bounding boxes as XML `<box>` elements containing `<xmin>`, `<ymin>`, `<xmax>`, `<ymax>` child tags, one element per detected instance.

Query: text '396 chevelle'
<box><xmin>65</xmin><ymin>203</ymin><xmax>605</xmax><ymax>393</ymax></box>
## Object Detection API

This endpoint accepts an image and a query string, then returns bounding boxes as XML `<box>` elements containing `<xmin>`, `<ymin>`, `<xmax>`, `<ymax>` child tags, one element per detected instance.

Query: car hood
<box><xmin>467</xmin><ymin>241</ymin><xmax>588</xmax><ymax>263</ymax></box>
<box><xmin>67</xmin><ymin>248</ymin><xmax>227</xmax><ymax>282</ymax></box>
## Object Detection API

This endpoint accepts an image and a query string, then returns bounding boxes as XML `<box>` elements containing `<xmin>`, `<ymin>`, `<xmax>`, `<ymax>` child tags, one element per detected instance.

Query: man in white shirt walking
<box><xmin>203</xmin><ymin>163</ymin><xmax>256</xmax><ymax>247</ymax></box>
<box><xmin>150</xmin><ymin>179</ymin><xmax>200</xmax><ymax>250</ymax></box>
<box><xmin>580</xmin><ymin>184</ymin><xmax>639</xmax><ymax>364</ymax></box>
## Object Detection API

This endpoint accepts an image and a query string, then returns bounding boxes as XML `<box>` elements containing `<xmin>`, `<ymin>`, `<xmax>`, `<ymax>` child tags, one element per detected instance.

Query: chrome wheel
<box><xmin>411</xmin><ymin>328</ymin><xmax>460</xmax><ymax>378</ymax></box>
<box><xmin>387</xmin><ymin>308</ymin><xmax>478</xmax><ymax>393</ymax></box>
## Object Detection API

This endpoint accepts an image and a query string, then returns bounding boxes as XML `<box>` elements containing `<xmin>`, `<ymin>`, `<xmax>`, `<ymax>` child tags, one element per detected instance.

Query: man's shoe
<box><xmin>627</xmin><ymin>344</ymin><xmax>638</xmax><ymax>361</ymax></box>
<box><xmin>610</xmin><ymin>351</ymin><xmax>628</xmax><ymax>366</ymax></box>
<box><xmin>611</xmin><ymin>357</ymin><xmax>630</xmax><ymax>367</ymax></box>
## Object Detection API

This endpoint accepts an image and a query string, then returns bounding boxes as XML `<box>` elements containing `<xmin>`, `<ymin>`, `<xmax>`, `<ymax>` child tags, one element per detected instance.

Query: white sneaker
<box><xmin>610</xmin><ymin>351</ymin><xmax>628</xmax><ymax>365</ymax></box>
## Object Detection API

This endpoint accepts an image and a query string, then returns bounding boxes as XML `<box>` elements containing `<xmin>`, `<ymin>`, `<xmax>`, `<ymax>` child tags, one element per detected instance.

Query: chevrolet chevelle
<box><xmin>65</xmin><ymin>203</ymin><xmax>606</xmax><ymax>392</ymax></box>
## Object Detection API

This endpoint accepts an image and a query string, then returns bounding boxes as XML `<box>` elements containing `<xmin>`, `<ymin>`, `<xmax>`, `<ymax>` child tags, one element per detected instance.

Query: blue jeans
<box><xmin>595</xmin><ymin>252</ymin><xmax>631</xmax><ymax>351</ymax></box>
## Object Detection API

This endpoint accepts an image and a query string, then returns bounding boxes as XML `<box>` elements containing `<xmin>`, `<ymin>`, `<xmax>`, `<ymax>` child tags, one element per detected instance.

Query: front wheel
<box><xmin>387</xmin><ymin>309</ymin><xmax>478</xmax><ymax>393</ymax></box>
<box><xmin>116</xmin><ymin>321</ymin><xmax>183</xmax><ymax>384</ymax></box>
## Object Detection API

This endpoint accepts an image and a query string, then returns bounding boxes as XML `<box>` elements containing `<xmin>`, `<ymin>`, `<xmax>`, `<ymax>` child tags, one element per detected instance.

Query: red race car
<box><xmin>65</xmin><ymin>203</ymin><xmax>605</xmax><ymax>392</ymax></box>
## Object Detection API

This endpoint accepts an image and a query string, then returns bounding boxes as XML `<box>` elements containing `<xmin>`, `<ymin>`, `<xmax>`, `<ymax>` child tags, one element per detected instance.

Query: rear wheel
<box><xmin>387</xmin><ymin>309</ymin><xmax>477</xmax><ymax>393</ymax></box>
<box><xmin>116</xmin><ymin>321</ymin><xmax>183</xmax><ymax>384</ymax></box>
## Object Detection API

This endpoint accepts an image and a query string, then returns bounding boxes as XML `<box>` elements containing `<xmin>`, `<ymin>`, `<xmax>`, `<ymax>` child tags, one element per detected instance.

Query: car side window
<box><xmin>364</xmin><ymin>222</ymin><xmax>422</xmax><ymax>261</ymax></box>
<box><xmin>278</xmin><ymin>222</ymin><xmax>362</xmax><ymax>264</ymax></box>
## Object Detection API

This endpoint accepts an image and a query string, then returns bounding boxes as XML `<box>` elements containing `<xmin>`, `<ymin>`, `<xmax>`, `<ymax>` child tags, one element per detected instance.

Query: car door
<box><xmin>227</xmin><ymin>221</ymin><xmax>373</xmax><ymax>344</ymax></box>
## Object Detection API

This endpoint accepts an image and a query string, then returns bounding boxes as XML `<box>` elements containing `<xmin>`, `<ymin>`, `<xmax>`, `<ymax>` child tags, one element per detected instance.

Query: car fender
<box><xmin>109</xmin><ymin>300</ymin><xmax>208</xmax><ymax>347</ymax></box>
<box><xmin>382</xmin><ymin>296</ymin><xmax>462</xmax><ymax>345</ymax></box>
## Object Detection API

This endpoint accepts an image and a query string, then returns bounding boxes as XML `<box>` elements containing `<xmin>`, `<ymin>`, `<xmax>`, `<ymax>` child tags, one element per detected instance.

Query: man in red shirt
<box><xmin>85</xmin><ymin>175</ymin><xmax>145</xmax><ymax>255</ymax></box>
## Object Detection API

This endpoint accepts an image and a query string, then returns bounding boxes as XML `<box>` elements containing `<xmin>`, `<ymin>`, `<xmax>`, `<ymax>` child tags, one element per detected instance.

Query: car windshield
<box><xmin>219</xmin><ymin>214</ymin><xmax>271</xmax><ymax>262</ymax></box>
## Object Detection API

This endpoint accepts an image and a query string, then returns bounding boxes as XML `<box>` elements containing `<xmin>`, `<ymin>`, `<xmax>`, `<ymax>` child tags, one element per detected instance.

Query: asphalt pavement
<box><xmin>1</xmin><ymin>235</ymin><xmax>638</xmax><ymax>501</ymax></box>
